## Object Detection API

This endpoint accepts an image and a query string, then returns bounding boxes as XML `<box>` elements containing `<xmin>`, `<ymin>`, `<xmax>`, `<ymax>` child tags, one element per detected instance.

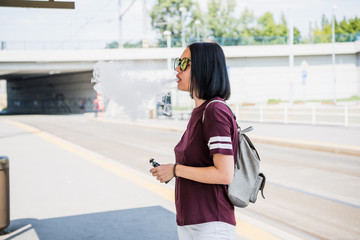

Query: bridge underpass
<box><xmin>3</xmin><ymin>71</ymin><xmax>96</xmax><ymax>114</ymax></box>
<box><xmin>0</xmin><ymin>48</ymin><xmax>177</xmax><ymax>114</ymax></box>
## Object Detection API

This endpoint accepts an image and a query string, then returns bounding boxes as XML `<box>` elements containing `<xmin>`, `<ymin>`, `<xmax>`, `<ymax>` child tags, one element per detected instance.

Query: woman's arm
<box><xmin>150</xmin><ymin>153</ymin><xmax>234</xmax><ymax>185</ymax></box>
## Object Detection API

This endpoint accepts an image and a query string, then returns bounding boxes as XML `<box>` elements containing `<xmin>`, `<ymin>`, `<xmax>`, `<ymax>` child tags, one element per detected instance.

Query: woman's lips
<box><xmin>176</xmin><ymin>74</ymin><xmax>181</xmax><ymax>83</ymax></box>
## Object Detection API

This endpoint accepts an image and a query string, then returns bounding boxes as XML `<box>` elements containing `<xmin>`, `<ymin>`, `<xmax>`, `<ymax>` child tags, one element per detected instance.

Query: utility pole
<box><xmin>332</xmin><ymin>5</ymin><xmax>337</xmax><ymax>103</ymax></box>
<box><xmin>142</xmin><ymin>0</ymin><xmax>148</xmax><ymax>47</ymax></box>
<box><xmin>288</xmin><ymin>10</ymin><xmax>294</xmax><ymax>104</ymax></box>
<box><xmin>164</xmin><ymin>31</ymin><xmax>172</xmax><ymax>71</ymax></box>
<box><xmin>180</xmin><ymin>7</ymin><xmax>186</xmax><ymax>48</ymax></box>
<box><xmin>195</xmin><ymin>20</ymin><xmax>201</xmax><ymax>42</ymax></box>
<box><xmin>118</xmin><ymin>0</ymin><xmax>123</xmax><ymax>48</ymax></box>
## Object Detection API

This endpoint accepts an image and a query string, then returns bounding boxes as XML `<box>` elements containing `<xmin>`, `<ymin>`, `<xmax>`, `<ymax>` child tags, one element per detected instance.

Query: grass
<box><xmin>308</xmin><ymin>95</ymin><xmax>360</xmax><ymax>103</ymax></box>
<box><xmin>267</xmin><ymin>99</ymin><xmax>282</xmax><ymax>104</ymax></box>
<box><xmin>172</xmin><ymin>106</ymin><xmax>192</xmax><ymax>111</ymax></box>
<box><xmin>266</xmin><ymin>95</ymin><xmax>360</xmax><ymax>104</ymax></box>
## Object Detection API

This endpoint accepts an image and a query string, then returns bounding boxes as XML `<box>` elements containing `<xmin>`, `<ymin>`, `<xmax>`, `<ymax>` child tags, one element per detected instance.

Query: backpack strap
<box><xmin>202</xmin><ymin>100</ymin><xmax>255</xmax><ymax>135</ymax></box>
<box><xmin>202</xmin><ymin>100</ymin><xmax>254</xmax><ymax>139</ymax></box>
<box><xmin>259</xmin><ymin>173</ymin><xmax>266</xmax><ymax>199</ymax></box>
<box><xmin>202</xmin><ymin>100</ymin><xmax>240</xmax><ymax>129</ymax></box>
<box><xmin>241</xmin><ymin>126</ymin><xmax>254</xmax><ymax>134</ymax></box>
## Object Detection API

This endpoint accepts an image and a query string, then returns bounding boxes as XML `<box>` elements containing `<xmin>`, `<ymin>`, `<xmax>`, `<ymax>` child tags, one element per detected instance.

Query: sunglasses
<box><xmin>174</xmin><ymin>57</ymin><xmax>191</xmax><ymax>71</ymax></box>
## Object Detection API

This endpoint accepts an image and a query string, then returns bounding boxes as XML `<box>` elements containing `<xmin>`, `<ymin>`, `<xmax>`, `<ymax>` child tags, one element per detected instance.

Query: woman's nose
<box><xmin>175</xmin><ymin>65</ymin><xmax>181</xmax><ymax>73</ymax></box>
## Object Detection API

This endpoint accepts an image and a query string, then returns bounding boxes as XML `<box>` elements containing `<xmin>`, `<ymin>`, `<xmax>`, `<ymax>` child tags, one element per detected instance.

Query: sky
<box><xmin>0</xmin><ymin>0</ymin><xmax>359</xmax><ymax>47</ymax></box>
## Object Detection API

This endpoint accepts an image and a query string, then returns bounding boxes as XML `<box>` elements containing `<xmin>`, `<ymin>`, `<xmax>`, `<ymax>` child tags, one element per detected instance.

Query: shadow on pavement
<box><xmin>4</xmin><ymin>206</ymin><xmax>177</xmax><ymax>240</ymax></box>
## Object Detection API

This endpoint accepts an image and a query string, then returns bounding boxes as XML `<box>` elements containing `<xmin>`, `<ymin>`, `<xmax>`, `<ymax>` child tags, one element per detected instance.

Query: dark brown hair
<box><xmin>188</xmin><ymin>42</ymin><xmax>230</xmax><ymax>100</ymax></box>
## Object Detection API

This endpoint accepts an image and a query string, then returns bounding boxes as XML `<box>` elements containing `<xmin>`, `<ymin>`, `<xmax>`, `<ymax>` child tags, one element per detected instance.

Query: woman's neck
<box><xmin>194</xmin><ymin>96</ymin><xmax>206</xmax><ymax>108</ymax></box>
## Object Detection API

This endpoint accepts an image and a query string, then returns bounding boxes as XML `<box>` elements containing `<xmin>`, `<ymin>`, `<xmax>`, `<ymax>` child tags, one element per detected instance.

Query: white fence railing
<box><xmin>230</xmin><ymin>103</ymin><xmax>360</xmax><ymax>127</ymax></box>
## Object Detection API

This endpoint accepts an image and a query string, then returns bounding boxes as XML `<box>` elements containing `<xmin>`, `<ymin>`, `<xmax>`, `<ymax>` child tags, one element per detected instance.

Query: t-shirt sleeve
<box><xmin>203</xmin><ymin>103</ymin><xmax>234</xmax><ymax>157</ymax></box>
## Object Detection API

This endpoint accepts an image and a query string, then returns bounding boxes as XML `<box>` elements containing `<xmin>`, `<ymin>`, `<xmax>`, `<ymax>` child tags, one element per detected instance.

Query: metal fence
<box><xmin>158</xmin><ymin>33</ymin><xmax>360</xmax><ymax>48</ymax></box>
<box><xmin>230</xmin><ymin>103</ymin><xmax>360</xmax><ymax>128</ymax></box>
<box><xmin>2</xmin><ymin>32</ymin><xmax>360</xmax><ymax>50</ymax></box>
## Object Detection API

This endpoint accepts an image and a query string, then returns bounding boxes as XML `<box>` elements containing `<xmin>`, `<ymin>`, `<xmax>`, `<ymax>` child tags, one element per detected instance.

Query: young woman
<box><xmin>150</xmin><ymin>42</ymin><xmax>238</xmax><ymax>240</ymax></box>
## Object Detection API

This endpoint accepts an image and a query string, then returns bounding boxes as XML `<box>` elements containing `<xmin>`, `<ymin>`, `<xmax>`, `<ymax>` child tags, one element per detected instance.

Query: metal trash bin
<box><xmin>0</xmin><ymin>156</ymin><xmax>9</xmax><ymax>234</ymax></box>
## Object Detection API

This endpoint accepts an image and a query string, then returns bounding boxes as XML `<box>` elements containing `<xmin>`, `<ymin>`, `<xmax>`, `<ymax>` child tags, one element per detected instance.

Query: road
<box><xmin>4</xmin><ymin>114</ymin><xmax>360</xmax><ymax>240</ymax></box>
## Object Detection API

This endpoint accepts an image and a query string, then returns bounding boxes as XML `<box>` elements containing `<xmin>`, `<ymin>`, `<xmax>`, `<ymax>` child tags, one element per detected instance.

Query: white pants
<box><xmin>177</xmin><ymin>221</ymin><xmax>236</xmax><ymax>240</ymax></box>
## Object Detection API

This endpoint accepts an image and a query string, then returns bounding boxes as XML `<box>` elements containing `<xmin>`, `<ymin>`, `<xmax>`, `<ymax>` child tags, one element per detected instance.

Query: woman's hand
<box><xmin>150</xmin><ymin>164</ymin><xmax>175</xmax><ymax>183</ymax></box>
<box><xmin>173</xmin><ymin>154</ymin><xmax>234</xmax><ymax>185</ymax></box>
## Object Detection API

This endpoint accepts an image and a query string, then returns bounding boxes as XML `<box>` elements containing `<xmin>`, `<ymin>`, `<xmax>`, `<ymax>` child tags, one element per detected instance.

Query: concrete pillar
<box><xmin>357</xmin><ymin>52</ymin><xmax>360</xmax><ymax>96</ymax></box>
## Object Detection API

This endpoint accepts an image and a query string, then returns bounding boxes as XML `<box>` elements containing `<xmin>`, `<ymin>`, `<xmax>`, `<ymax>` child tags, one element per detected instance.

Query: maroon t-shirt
<box><xmin>174</xmin><ymin>97</ymin><xmax>238</xmax><ymax>226</ymax></box>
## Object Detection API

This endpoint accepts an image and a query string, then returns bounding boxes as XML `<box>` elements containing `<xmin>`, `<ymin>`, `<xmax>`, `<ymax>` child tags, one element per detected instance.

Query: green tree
<box><xmin>312</xmin><ymin>15</ymin><xmax>360</xmax><ymax>43</ymax></box>
<box><xmin>313</xmin><ymin>14</ymin><xmax>342</xmax><ymax>43</ymax></box>
<box><xmin>237</xmin><ymin>7</ymin><xmax>257</xmax><ymax>45</ymax></box>
<box><xmin>150</xmin><ymin>0</ymin><xmax>202</xmax><ymax>44</ymax></box>
<box><xmin>337</xmin><ymin>16</ymin><xmax>360</xmax><ymax>41</ymax></box>
<box><xmin>150</xmin><ymin>1</ymin><xmax>310</xmax><ymax>46</ymax></box>
<box><xmin>313</xmin><ymin>15</ymin><xmax>332</xmax><ymax>43</ymax></box>
<box><xmin>256</xmin><ymin>12</ymin><xmax>276</xmax><ymax>37</ymax></box>
<box><xmin>206</xmin><ymin>0</ymin><xmax>239</xmax><ymax>38</ymax></box>
<box><xmin>105</xmin><ymin>41</ymin><xmax>119</xmax><ymax>49</ymax></box>
<box><xmin>347</xmin><ymin>17</ymin><xmax>360</xmax><ymax>33</ymax></box>
<box><xmin>238</xmin><ymin>7</ymin><xmax>256</xmax><ymax>38</ymax></box>
<box><xmin>254</xmin><ymin>12</ymin><xmax>300</xmax><ymax>44</ymax></box>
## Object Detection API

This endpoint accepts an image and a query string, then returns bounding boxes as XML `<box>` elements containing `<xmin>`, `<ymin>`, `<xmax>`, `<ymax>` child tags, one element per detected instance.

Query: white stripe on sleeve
<box><xmin>207</xmin><ymin>136</ymin><xmax>231</xmax><ymax>148</ymax></box>
<box><xmin>209</xmin><ymin>143</ymin><xmax>233</xmax><ymax>150</ymax></box>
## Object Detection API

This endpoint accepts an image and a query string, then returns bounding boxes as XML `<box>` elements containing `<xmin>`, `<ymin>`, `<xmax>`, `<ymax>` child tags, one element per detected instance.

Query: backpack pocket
<box><xmin>249</xmin><ymin>173</ymin><xmax>266</xmax><ymax>203</ymax></box>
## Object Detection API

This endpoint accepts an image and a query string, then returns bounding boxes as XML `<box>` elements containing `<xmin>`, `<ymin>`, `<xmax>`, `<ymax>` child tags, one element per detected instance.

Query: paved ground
<box><xmin>0</xmin><ymin>114</ymin><xmax>359</xmax><ymax>240</ymax></box>
<box><xmin>92</xmin><ymin>114</ymin><xmax>360</xmax><ymax>156</ymax></box>
<box><xmin>0</xmin><ymin>119</ymin><xmax>178</xmax><ymax>240</ymax></box>
<box><xmin>89</xmin><ymin>112</ymin><xmax>360</xmax><ymax>146</ymax></box>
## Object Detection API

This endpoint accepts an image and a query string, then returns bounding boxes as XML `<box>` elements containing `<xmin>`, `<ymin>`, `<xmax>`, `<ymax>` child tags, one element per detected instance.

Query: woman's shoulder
<box><xmin>205</xmin><ymin>97</ymin><xmax>230</xmax><ymax>112</ymax></box>
<box><xmin>204</xmin><ymin>98</ymin><xmax>233</xmax><ymax>120</ymax></box>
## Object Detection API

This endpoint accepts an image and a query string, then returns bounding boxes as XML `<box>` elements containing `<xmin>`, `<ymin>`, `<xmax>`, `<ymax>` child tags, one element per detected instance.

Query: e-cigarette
<box><xmin>149</xmin><ymin>158</ymin><xmax>170</xmax><ymax>184</ymax></box>
<box><xmin>149</xmin><ymin>158</ymin><xmax>160</xmax><ymax>167</ymax></box>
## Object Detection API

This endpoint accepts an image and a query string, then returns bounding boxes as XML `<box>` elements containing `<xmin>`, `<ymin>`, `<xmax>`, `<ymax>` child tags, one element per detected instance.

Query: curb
<box><xmin>250</xmin><ymin>135</ymin><xmax>360</xmax><ymax>157</ymax></box>
<box><xmin>89</xmin><ymin>117</ymin><xmax>360</xmax><ymax>157</ymax></box>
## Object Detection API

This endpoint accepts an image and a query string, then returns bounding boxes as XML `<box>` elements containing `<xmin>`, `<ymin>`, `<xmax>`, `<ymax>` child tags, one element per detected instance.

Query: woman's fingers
<box><xmin>150</xmin><ymin>164</ymin><xmax>174</xmax><ymax>183</ymax></box>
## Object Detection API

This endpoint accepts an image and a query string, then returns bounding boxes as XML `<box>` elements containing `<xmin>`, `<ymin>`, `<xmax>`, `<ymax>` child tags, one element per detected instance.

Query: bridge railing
<box><xmin>1</xmin><ymin>32</ymin><xmax>359</xmax><ymax>50</ymax></box>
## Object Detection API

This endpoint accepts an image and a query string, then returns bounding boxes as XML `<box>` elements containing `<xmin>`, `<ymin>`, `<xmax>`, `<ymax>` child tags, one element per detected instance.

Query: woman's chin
<box><xmin>177</xmin><ymin>87</ymin><xmax>190</xmax><ymax>93</ymax></box>
<box><xmin>177</xmin><ymin>85</ymin><xmax>185</xmax><ymax>91</ymax></box>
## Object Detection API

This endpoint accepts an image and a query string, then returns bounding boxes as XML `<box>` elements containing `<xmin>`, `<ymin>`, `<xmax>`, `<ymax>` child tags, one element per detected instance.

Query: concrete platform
<box><xmin>0</xmin><ymin>119</ymin><xmax>178</xmax><ymax>240</ymax></box>
<box><xmin>2</xmin><ymin>115</ymin><xmax>355</xmax><ymax>240</ymax></box>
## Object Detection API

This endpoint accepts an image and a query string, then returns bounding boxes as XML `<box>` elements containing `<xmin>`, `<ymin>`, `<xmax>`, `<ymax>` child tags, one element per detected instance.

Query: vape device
<box><xmin>149</xmin><ymin>158</ymin><xmax>160</xmax><ymax>167</ymax></box>
<box><xmin>149</xmin><ymin>158</ymin><xmax>170</xmax><ymax>184</ymax></box>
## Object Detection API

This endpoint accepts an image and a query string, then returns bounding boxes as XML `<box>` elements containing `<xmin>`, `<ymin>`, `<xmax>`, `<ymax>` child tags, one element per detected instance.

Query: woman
<box><xmin>150</xmin><ymin>42</ymin><xmax>238</xmax><ymax>240</ymax></box>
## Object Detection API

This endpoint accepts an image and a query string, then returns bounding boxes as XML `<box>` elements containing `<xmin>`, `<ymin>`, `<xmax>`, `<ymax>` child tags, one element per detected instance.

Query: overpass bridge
<box><xmin>0</xmin><ymin>41</ymin><xmax>359</xmax><ymax>114</ymax></box>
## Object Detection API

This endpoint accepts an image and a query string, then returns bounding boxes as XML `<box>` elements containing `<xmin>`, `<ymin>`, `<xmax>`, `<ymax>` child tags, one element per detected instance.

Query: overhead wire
<box><xmin>62</xmin><ymin>0</ymin><xmax>139</xmax><ymax>45</ymax></box>
<box><xmin>72</xmin><ymin>0</ymin><xmax>139</xmax><ymax>25</ymax></box>
<box><xmin>63</xmin><ymin>0</ymin><xmax>116</xmax><ymax>42</ymax></box>
<box><xmin>119</xmin><ymin>0</ymin><xmax>137</xmax><ymax>20</ymax></box>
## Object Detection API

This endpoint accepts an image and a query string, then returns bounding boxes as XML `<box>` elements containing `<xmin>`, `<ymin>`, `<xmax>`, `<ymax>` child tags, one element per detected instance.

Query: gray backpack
<box><xmin>203</xmin><ymin>100</ymin><xmax>266</xmax><ymax>208</ymax></box>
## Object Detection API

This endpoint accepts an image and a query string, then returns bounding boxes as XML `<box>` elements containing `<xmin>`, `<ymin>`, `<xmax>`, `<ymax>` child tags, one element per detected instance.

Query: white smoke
<box><xmin>91</xmin><ymin>61</ymin><xmax>176</xmax><ymax>121</ymax></box>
